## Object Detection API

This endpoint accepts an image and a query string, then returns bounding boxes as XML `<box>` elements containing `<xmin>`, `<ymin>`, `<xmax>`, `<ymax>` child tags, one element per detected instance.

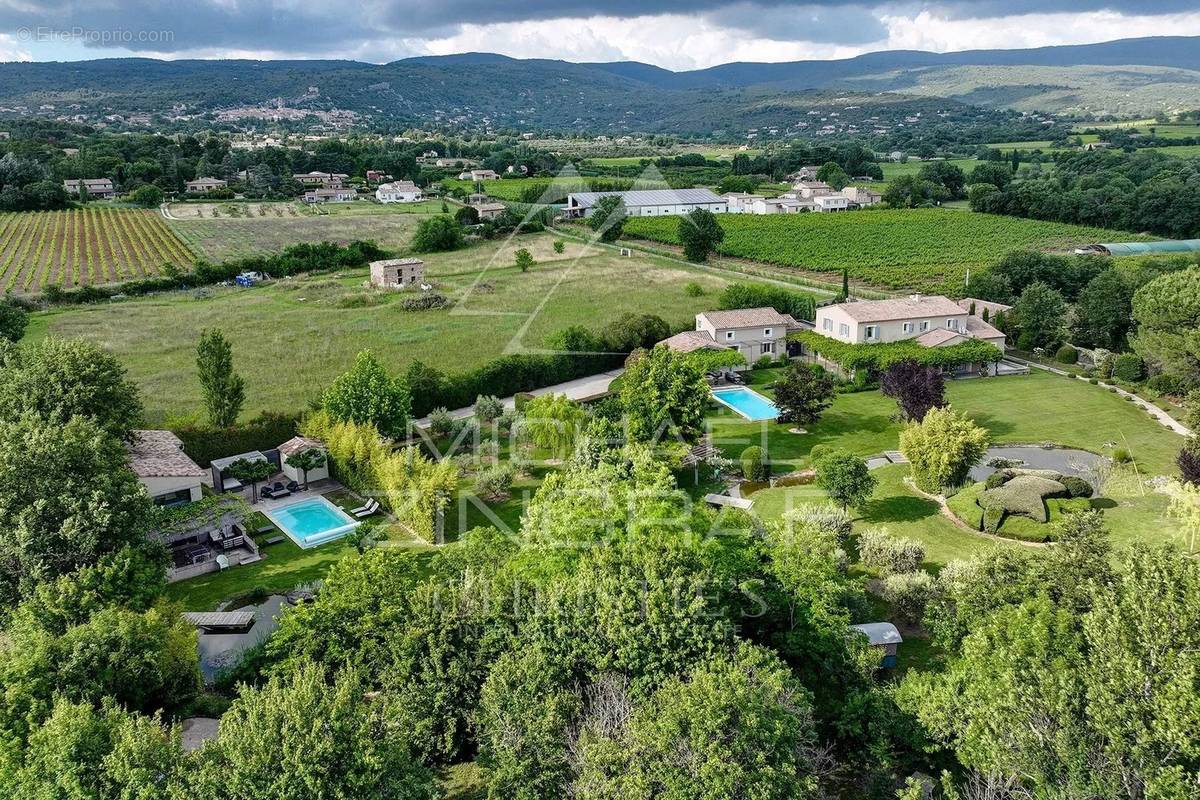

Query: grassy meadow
<box><xmin>29</xmin><ymin>232</ymin><xmax>737</xmax><ymax>423</ymax></box>
<box><xmin>166</xmin><ymin>201</ymin><xmax>431</xmax><ymax>261</ymax></box>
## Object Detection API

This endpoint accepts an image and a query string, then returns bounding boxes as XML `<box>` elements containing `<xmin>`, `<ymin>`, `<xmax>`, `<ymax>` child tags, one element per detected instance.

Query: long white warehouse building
<box><xmin>565</xmin><ymin>188</ymin><xmax>727</xmax><ymax>218</ymax></box>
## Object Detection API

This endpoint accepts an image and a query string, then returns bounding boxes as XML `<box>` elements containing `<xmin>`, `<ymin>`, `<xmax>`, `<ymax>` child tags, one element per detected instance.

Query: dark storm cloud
<box><xmin>0</xmin><ymin>0</ymin><xmax>1192</xmax><ymax>54</ymax></box>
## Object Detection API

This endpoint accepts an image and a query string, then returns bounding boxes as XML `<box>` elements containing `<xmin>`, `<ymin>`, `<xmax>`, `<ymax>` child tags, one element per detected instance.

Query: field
<box><xmin>166</xmin><ymin>203</ymin><xmax>429</xmax><ymax>261</ymax></box>
<box><xmin>0</xmin><ymin>208</ymin><xmax>195</xmax><ymax>293</ymax></box>
<box><xmin>622</xmin><ymin>208</ymin><xmax>1137</xmax><ymax>292</ymax></box>
<box><xmin>1155</xmin><ymin>145</ymin><xmax>1200</xmax><ymax>157</ymax></box>
<box><xmin>30</xmin><ymin>232</ymin><xmax>739</xmax><ymax>422</ymax></box>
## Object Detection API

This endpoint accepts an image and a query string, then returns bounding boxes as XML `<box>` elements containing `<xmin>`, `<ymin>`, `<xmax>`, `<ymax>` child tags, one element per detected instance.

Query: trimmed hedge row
<box><xmin>174</xmin><ymin>412</ymin><xmax>300</xmax><ymax>467</ymax></box>
<box><xmin>793</xmin><ymin>330</ymin><xmax>1003</xmax><ymax>372</ymax></box>
<box><xmin>39</xmin><ymin>240</ymin><xmax>390</xmax><ymax>306</ymax></box>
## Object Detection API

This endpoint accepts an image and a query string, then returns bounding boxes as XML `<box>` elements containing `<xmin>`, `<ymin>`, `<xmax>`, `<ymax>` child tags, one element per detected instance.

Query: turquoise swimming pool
<box><xmin>265</xmin><ymin>496</ymin><xmax>360</xmax><ymax>549</ymax></box>
<box><xmin>711</xmin><ymin>386</ymin><xmax>781</xmax><ymax>421</ymax></box>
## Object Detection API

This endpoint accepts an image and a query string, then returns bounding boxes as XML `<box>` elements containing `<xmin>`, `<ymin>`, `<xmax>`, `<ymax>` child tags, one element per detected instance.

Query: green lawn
<box><xmin>30</xmin><ymin>232</ymin><xmax>737</xmax><ymax>423</ymax></box>
<box><xmin>712</xmin><ymin>367</ymin><xmax>1185</xmax><ymax>559</ymax></box>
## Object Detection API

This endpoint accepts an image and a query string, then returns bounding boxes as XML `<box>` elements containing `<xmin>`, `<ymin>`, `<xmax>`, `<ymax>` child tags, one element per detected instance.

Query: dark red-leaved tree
<box><xmin>1179</xmin><ymin>437</ymin><xmax>1200</xmax><ymax>486</ymax></box>
<box><xmin>881</xmin><ymin>360</ymin><xmax>946</xmax><ymax>422</ymax></box>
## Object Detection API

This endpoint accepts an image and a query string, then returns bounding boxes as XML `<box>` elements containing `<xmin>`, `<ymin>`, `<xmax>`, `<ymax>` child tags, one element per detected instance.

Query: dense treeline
<box><xmin>968</xmin><ymin>150</ymin><xmax>1200</xmax><ymax>239</ymax></box>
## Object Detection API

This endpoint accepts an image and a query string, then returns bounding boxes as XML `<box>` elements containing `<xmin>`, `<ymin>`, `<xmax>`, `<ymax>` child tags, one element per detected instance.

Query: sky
<box><xmin>0</xmin><ymin>1</ymin><xmax>1198</xmax><ymax>70</ymax></box>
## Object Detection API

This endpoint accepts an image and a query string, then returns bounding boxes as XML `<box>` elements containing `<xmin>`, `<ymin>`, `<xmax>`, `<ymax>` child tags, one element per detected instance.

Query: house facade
<box><xmin>293</xmin><ymin>171</ymin><xmax>348</xmax><ymax>187</ymax></box>
<box><xmin>565</xmin><ymin>188</ymin><xmax>727</xmax><ymax>219</ymax></box>
<box><xmin>126</xmin><ymin>430</ymin><xmax>207</xmax><ymax>507</ymax></box>
<box><xmin>303</xmin><ymin>187</ymin><xmax>357</xmax><ymax>203</ymax></box>
<box><xmin>63</xmin><ymin>178</ymin><xmax>115</xmax><ymax>199</ymax></box>
<box><xmin>458</xmin><ymin>169</ymin><xmax>499</xmax><ymax>181</ymax></box>
<box><xmin>814</xmin><ymin>294</ymin><xmax>1006</xmax><ymax>351</ymax></box>
<box><xmin>185</xmin><ymin>177</ymin><xmax>227</xmax><ymax>193</ymax></box>
<box><xmin>660</xmin><ymin>307</ymin><xmax>803</xmax><ymax>366</ymax></box>
<box><xmin>375</xmin><ymin>180</ymin><xmax>422</xmax><ymax>203</ymax></box>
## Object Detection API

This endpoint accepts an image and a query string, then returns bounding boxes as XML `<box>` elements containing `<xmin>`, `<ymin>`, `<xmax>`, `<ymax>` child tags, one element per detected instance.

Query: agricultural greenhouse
<box><xmin>1074</xmin><ymin>239</ymin><xmax>1200</xmax><ymax>256</ymax></box>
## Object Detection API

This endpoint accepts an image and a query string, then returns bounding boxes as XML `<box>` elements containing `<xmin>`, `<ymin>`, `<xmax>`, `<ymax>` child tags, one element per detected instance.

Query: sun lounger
<box><xmin>353</xmin><ymin>499</ymin><xmax>380</xmax><ymax>518</ymax></box>
<box><xmin>348</xmin><ymin>498</ymin><xmax>372</xmax><ymax>515</ymax></box>
<box><xmin>263</xmin><ymin>535</ymin><xmax>285</xmax><ymax>545</ymax></box>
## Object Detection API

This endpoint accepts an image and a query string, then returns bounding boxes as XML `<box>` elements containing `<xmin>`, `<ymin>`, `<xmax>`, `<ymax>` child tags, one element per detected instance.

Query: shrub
<box><xmin>1179</xmin><ymin>437</ymin><xmax>1200</xmax><ymax>485</ymax></box>
<box><xmin>979</xmin><ymin>475</ymin><xmax>1068</xmax><ymax>524</ymax></box>
<box><xmin>1112</xmin><ymin>447</ymin><xmax>1133</xmax><ymax>464</ymax></box>
<box><xmin>753</xmin><ymin>355</ymin><xmax>774</xmax><ymax>370</ymax></box>
<box><xmin>684</xmin><ymin>281</ymin><xmax>704</xmax><ymax>297</ymax></box>
<box><xmin>474</xmin><ymin>394</ymin><xmax>505</xmax><ymax>422</ymax></box>
<box><xmin>514</xmin><ymin>392</ymin><xmax>535</xmax><ymax>412</ymax></box>
<box><xmin>857</xmin><ymin>528</ymin><xmax>925</xmax><ymax>574</ymax></box>
<box><xmin>552</xmin><ymin>240</ymin><xmax>565</xmax><ymax>254</ymax></box>
<box><xmin>473</xmin><ymin>463</ymin><xmax>515</xmax><ymax>501</ymax></box>
<box><xmin>428</xmin><ymin>407</ymin><xmax>456</xmax><ymax>438</ymax></box>
<box><xmin>399</xmin><ymin>293</ymin><xmax>450</xmax><ymax>311</ymax></box>
<box><xmin>899</xmin><ymin>406</ymin><xmax>990</xmax><ymax>493</ymax></box>
<box><xmin>1055</xmin><ymin>344</ymin><xmax>1078</xmax><ymax>364</ymax></box>
<box><xmin>1147</xmin><ymin>373</ymin><xmax>1186</xmax><ymax>395</ymax></box>
<box><xmin>718</xmin><ymin>283</ymin><xmax>816</xmax><ymax>322</ymax></box>
<box><xmin>1112</xmin><ymin>353</ymin><xmax>1145</xmax><ymax>382</ymax></box>
<box><xmin>0</xmin><ymin>301</ymin><xmax>28</xmax><ymax>342</ymax></box>
<box><xmin>1059</xmin><ymin>475</ymin><xmax>1093</xmax><ymax>498</ymax></box>
<box><xmin>984</xmin><ymin>470</ymin><xmax>1012</xmax><ymax>490</ymax></box>
<box><xmin>881</xmin><ymin>571</ymin><xmax>936</xmax><ymax>624</ymax></box>
<box><xmin>782</xmin><ymin>503</ymin><xmax>853</xmax><ymax>542</ymax></box>
<box><xmin>411</xmin><ymin>215</ymin><xmax>464</xmax><ymax>252</ymax></box>
<box><xmin>740</xmin><ymin>446</ymin><xmax>769</xmax><ymax>481</ymax></box>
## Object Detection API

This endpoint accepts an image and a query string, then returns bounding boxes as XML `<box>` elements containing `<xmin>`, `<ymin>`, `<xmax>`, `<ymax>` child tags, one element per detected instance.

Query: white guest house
<box><xmin>660</xmin><ymin>308</ymin><xmax>804</xmax><ymax>365</ymax></box>
<box><xmin>375</xmin><ymin>180</ymin><xmax>423</xmax><ymax>203</ymax></box>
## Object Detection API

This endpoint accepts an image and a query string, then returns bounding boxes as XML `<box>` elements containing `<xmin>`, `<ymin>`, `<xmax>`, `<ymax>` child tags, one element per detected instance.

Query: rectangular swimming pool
<box><xmin>711</xmin><ymin>386</ymin><xmax>781</xmax><ymax>421</ymax></box>
<box><xmin>264</xmin><ymin>496</ymin><xmax>360</xmax><ymax>549</ymax></box>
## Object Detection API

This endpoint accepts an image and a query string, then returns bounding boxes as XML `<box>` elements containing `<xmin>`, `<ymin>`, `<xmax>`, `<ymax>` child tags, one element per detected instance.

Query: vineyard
<box><xmin>622</xmin><ymin>209</ymin><xmax>1146</xmax><ymax>292</ymax></box>
<box><xmin>0</xmin><ymin>208</ymin><xmax>195</xmax><ymax>293</ymax></box>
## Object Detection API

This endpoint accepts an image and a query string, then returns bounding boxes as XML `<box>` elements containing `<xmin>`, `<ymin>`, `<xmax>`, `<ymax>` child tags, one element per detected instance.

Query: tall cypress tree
<box><xmin>196</xmin><ymin>329</ymin><xmax>245</xmax><ymax>428</ymax></box>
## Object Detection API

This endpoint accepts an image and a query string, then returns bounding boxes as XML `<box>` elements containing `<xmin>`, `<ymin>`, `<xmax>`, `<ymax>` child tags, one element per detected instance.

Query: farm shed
<box><xmin>369</xmin><ymin>258</ymin><xmax>425</xmax><ymax>289</ymax></box>
<box><xmin>850</xmin><ymin>622</ymin><xmax>903</xmax><ymax>668</ymax></box>
<box><xmin>1074</xmin><ymin>239</ymin><xmax>1200</xmax><ymax>256</ymax></box>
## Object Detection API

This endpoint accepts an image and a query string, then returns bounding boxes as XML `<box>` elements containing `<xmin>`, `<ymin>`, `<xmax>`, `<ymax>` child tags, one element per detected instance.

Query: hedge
<box><xmin>793</xmin><ymin>330</ymin><xmax>1003</xmax><ymax>373</ymax></box>
<box><xmin>39</xmin><ymin>240</ymin><xmax>390</xmax><ymax>306</ymax></box>
<box><xmin>718</xmin><ymin>283</ymin><xmax>817</xmax><ymax>323</ymax></box>
<box><xmin>174</xmin><ymin>412</ymin><xmax>300</xmax><ymax>467</ymax></box>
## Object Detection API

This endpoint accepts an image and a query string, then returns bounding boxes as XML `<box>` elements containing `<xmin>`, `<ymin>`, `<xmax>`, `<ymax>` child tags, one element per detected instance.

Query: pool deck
<box><xmin>249</xmin><ymin>479</ymin><xmax>341</xmax><ymax>513</ymax></box>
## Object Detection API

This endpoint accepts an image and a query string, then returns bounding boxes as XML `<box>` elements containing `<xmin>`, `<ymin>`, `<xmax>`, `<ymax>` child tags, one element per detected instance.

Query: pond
<box><xmin>197</xmin><ymin>594</ymin><xmax>289</xmax><ymax>682</ymax></box>
<box><xmin>740</xmin><ymin>472</ymin><xmax>816</xmax><ymax>497</ymax></box>
<box><xmin>968</xmin><ymin>445</ymin><xmax>1107</xmax><ymax>486</ymax></box>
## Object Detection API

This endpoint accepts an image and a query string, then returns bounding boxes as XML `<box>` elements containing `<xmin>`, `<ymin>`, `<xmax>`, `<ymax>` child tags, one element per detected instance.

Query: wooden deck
<box><xmin>181</xmin><ymin>611</ymin><xmax>255</xmax><ymax>631</ymax></box>
<box><xmin>704</xmin><ymin>493</ymin><xmax>754</xmax><ymax>510</ymax></box>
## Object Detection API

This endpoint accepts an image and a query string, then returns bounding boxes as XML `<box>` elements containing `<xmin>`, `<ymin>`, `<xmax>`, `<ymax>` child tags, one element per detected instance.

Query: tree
<box><xmin>900</xmin><ymin>406</ymin><xmax>990</xmax><ymax>493</ymax></box>
<box><xmin>601</xmin><ymin>312</ymin><xmax>670</xmax><ymax>353</ymax></box>
<box><xmin>773</xmin><ymin>363</ymin><xmax>834</xmax><ymax>425</ymax></box>
<box><xmin>130</xmin><ymin>184</ymin><xmax>164</xmax><ymax>208</ymax></box>
<box><xmin>1179</xmin><ymin>437</ymin><xmax>1200</xmax><ymax>486</ymax></box>
<box><xmin>619</xmin><ymin>345</ymin><xmax>709</xmax><ymax>442</ymax></box>
<box><xmin>3</xmin><ymin>699</ymin><xmax>188</xmax><ymax>799</ymax></box>
<box><xmin>323</xmin><ymin>350</ymin><xmax>412</xmax><ymax>438</ymax></box>
<box><xmin>190</xmin><ymin>665</ymin><xmax>437</xmax><ymax>799</ymax></box>
<box><xmin>411</xmin><ymin>215</ymin><xmax>463</xmax><ymax>252</ymax></box>
<box><xmin>522</xmin><ymin>393</ymin><xmax>585</xmax><ymax>457</ymax></box>
<box><xmin>574</xmin><ymin>643</ymin><xmax>819</xmax><ymax>800</ymax></box>
<box><xmin>588</xmin><ymin>195</ymin><xmax>627</xmax><ymax>243</ymax></box>
<box><xmin>716</xmin><ymin>175</ymin><xmax>757</xmax><ymax>194</ymax></box>
<box><xmin>514</xmin><ymin>247</ymin><xmax>535</xmax><ymax>273</ymax></box>
<box><xmin>0</xmin><ymin>415</ymin><xmax>154</xmax><ymax>605</ymax></box>
<box><xmin>1073</xmin><ymin>269</ymin><xmax>1133</xmax><ymax>350</ymax></box>
<box><xmin>0</xmin><ymin>336</ymin><xmax>143</xmax><ymax>440</ymax></box>
<box><xmin>1013</xmin><ymin>280</ymin><xmax>1066</xmax><ymax>350</ymax></box>
<box><xmin>968</xmin><ymin>161</ymin><xmax>1014</xmax><ymax>190</ymax></box>
<box><xmin>963</xmin><ymin>270</ymin><xmax>1013</xmax><ymax>304</ymax></box>
<box><xmin>880</xmin><ymin>360</ymin><xmax>946</xmax><ymax>422</ymax></box>
<box><xmin>0</xmin><ymin>300</ymin><xmax>27</xmax><ymax>342</ymax></box>
<box><xmin>226</xmin><ymin>457</ymin><xmax>275</xmax><ymax>502</ymax></box>
<box><xmin>678</xmin><ymin>208</ymin><xmax>724</xmax><ymax>263</ymax></box>
<box><xmin>814</xmin><ymin>449</ymin><xmax>876</xmax><ymax>511</ymax></box>
<box><xmin>196</xmin><ymin>329</ymin><xmax>245</xmax><ymax>428</ymax></box>
<box><xmin>816</xmin><ymin>160</ymin><xmax>850</xmax><ymax>190</ymax></box>
<box><xmin>918</xmin><ymin>161</ymin><xmax>967</xmax><ymax>198</ymax></box>
<box><xmin>285</xmin><ymin>448</ymin><xmax>327</xmax><ymax>489</ymax></box>
<box><xmin>1131</xmin><ymin>267</ymin><xmax>1200</xmax><ymax>389</ymax></box>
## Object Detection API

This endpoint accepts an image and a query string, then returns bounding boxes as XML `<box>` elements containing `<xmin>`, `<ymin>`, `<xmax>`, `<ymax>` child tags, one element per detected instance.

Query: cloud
<box><xmin>0</xmin><ymin>0</ymin><xmax>1198</xmax><ymax>66</ymax></box>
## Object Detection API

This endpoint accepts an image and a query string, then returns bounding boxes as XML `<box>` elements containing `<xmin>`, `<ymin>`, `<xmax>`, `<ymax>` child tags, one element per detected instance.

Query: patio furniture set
<box><xmin>707</xmin><ymin>369</ymin><xmax>747</xmax><ymax>386</ymax></box>
<box><xmin>261</xmin><ymin>480</ymin><xmax>301</xmax><ymax>499</ymax></box>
